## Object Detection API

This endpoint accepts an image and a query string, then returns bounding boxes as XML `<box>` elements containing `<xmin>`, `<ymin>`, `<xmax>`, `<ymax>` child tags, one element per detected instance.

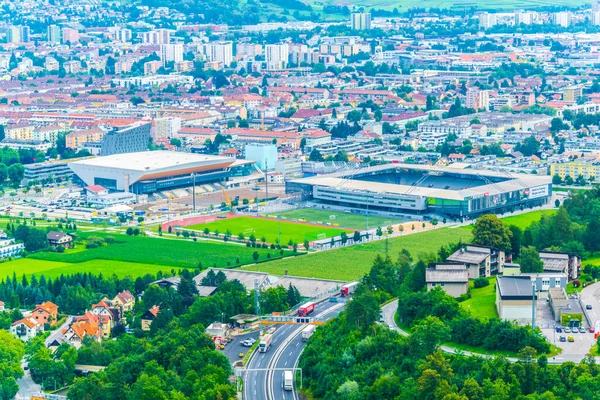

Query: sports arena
<box><xmin>69</xmin><ymin>151</ymin><xmax>257</xmax><ymax>194</ymax></box>
<box><xmin>286</xmin><ymin>164</ymin><xmax>552</xmax><ymax>218</ymax></box>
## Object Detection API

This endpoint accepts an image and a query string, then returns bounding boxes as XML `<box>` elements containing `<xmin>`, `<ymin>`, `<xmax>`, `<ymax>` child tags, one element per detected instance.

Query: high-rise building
<box><xmin>265</xmin><ymin>44</ymin><xmax>289</xmax><ymax>70</ymax></box>
<box><xmin>160</xmin><ymin>43</ymin><xmax>184</xmax><ymax>64</ymax></box>
<box><xmin>478</xmin><ymin>12</ymin><xmax>497</xmax><ymax>29</ymax></box>
<box><xmin>155</xmin><ymin>117</ymin><xmax>182</xmax><ymax>139</ymax></box>
<box><xmin>62</xmin><ymin>28</ymin><xmax>80</xmax><ymax>44</ymax></box>
<box><xmin>593</xmin><ymin>0</ymin><xmax>600</xmax><ymax>12</ymax></box>
<box><xmin>99</xmin><ymin>122</ymin><xmax>152</xmax><ymax>156</ymax></box>
<box><xmin>140</xmin><ymin>29</ymin><xmax>170</xmax><ymax>45</ymax></box>
<box><xmin>202</xmin><ymin>41</ymin><xmax>233</xmax><ymax>67</ymax></box>
<box><xmin>47</xmin><ymin>25</ymin><xmax>61</xmax><ymax>43</ymax></box>
<box><xmin>466</xmin><ymin>88</ymin><xmax>489</xmax><ymax>111</ymax></box>
<box><xmin>7</xmin><ymin>25</ymin><xmax>30</xmax><ymax>43</ymax></box>
<box><xmin>351</xmin><ymin>12</ymin><xmax>372</xmax><ymax>30</ymax></box>
<box><xmin>115</xmin><ymin>28</ymin><xmax>132</xmax><ymax>42</ymax></box>
<box><xmin>593</xmin><ymin>11</ymin><xmax>600</xmax><ymax>25</ymax></box>
<box><xmin>515</xmin><ymin>11</ymin><xmax>534</xmax><ymax>25</ymax></box>
<box><xmin>553</xmin><ymin>12</ymin><xmax>570</xmax><ymax>27</ymax></box>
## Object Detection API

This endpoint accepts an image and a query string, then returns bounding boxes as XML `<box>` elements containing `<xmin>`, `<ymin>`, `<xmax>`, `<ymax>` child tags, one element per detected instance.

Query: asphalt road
<box><xmin>243</xmin><ymin>300</ymin><xmax>343</xmax><ymax>400</ymax></box>
<box><xmin>16</xmin><ymin>359</ymin><xmax>42</xmax><ymax>399</ymax></box>
<box><xmin>222</xmin><ymin>330</ymin><xmax>261</xmax><ymax>364</ymax></box>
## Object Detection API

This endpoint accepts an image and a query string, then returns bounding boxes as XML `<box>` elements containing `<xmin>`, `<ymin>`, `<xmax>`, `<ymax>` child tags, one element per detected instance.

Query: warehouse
<box><xmin>69</xmin><ymin>151</ymin><xmax>255</xmax><ymax>194</ymax></box>
<box><xmin>286</xmin><ymin>163</ymin><xmax>552</xmax><ymax>218</ymax></box>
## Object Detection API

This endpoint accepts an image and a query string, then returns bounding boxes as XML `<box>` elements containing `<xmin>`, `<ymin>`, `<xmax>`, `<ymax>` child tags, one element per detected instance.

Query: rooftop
<box><xmin>497</xmin><ymin>276</ymin><xmax>536</xmax><ymax>299</ymax></box>
<box><xmin>69</xmin><ymin>151</ymin><xmax>233</xmax><ymax>172</ymax></box>
<box><xmin>426</xmin><ymin>268</ymin><xmax>469</xmax><ymax>283</ymax></box>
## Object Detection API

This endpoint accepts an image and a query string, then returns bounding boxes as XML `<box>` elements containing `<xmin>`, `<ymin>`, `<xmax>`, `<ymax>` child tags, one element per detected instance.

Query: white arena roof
<box><xmin>70</xmin><ymin>151</ymin><xmax>231</xmax><ymax>172</ymax></box>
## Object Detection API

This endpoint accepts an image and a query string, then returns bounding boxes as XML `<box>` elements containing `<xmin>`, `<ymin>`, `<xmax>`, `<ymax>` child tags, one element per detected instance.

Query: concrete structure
<box><xmin>245</xmin><ymin>143</ymin><xmax>277</xmax><ymax>170</ymax></box>
<box><xmin>446</xmin><ymin>244</ymin><xmax>506</xmax><ymax>278</ymax></box>
<box><xmin>7</xmin><ymin>25</ymin><xmax>30</xmax><ymax>43</ymax></box>
<box><xmin>202</xmin><ymin>41</ymin><xmax>233</xmax><ymax>67</ymax></box>
<box><xmin>426</xmin><ymin>262</ymin><xmax>469</xmax><ymax>297</ymax></box>
<box><xmin>47</xmin><ymin>25</ymin><xmax>61</xmax><ymax>43</ymax></box>
<box><xmin>287</xmin><ymin>164</ymin><xmax>552</xmax><ymax>218</ymax></box>
<box><xmin>553</xmin><ymin>11</ymin><xmax>571</xmax><ymax>27</ymax></box>
<box><xmin>265</xmin><ymin>44</ymin><xmax>289</xmax><ymax>70</ymax></box>
<box><xmin>23</xmin><ymin>161</ymin><xmax>73</xmax><ymax>184</ymax></box>
<box><xmin>141</xmin><ymin>29</ymin><xmax>170</xmax><ymax>45</ymax></box>
<box><xmin>351</xmin><ymin>12</ymin><xmax>372</xmax><ymax>30</ymax></box>
<box><xmin>539</xmin><ymin>251</ymin><xmax>579</xmax><ymax>279</ymax></box>
<box><xmin>160</xmin><ymin>43</ymin><xmax>184</xmax><ymax>64</ymax></box>
<box><xmin>98</xmin><ymin>122</ymin><xmax>151</xmax><ymax>156</ymax></box>
<box><xmin>62</xmin><ymin>27</ymin><xmax>79</xmax><ymax>44</ymax></box>
<box><xmin>0</xmin><ymin>238</ymin><xmax>24</xmax><ymax>258</ymax></box>
<box><xmin>496</xmin><ymin>276</ymin><xmax>536</xmax><ymax>323</ymax></box>
<box><xmin>69</xmin><ymin>151</ymin><xmax>236</xmax><ymax>194</ymax></box>
<box><xmin>479</xmin><ymin>12</ymin><xmax>498</xmax><ymax>29</ymax></box>
<box><xmin>155</xmin><ymin>117</ymin><xmax>182</xmax><ymax>139</ymax></box>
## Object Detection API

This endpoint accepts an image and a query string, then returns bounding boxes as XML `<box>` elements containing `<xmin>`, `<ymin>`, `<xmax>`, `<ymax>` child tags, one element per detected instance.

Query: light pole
<box><xmin>192</xmin><ymin>173</ymin><xmax>196</xmax><ymax>213</ymax></box>
<box><xmin>532</xmin><ymin>281</ymin><xmax>536</xmax><ymax>331</ymax></box>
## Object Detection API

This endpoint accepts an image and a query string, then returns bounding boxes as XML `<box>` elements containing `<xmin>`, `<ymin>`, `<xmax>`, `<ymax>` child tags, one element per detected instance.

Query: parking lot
<box><xmin>536</xmin><ymin>293</ymin><xmax>598</xmax><ymax>363</ymax></box>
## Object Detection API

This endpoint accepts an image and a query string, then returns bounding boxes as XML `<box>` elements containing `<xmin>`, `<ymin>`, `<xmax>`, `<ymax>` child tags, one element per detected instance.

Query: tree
<box><xmin>585</xmin><ymin>219</ymin><xmax>600</xmax><ymax>254</ymax></box>
<box><xmin>7</xmin><ymin>163</ymin><xmax>24</xmax><ymax>186</ymax></box>
<box><xmin>552</xmin><ymin>174</ymin><xmax>562</xmax><ymax>185</ymax></box>
<box><xmin>409</xmin><ymin>317</ymin><xmax>451</xmax><ymax>356</ymax></box>
<box><xmin>509</xmin><ymin>225</ymin><xmax>523</xmax><ymax>257</ymax></box>
<box><xmin>520</xmin><ymin>246</ymin><xmax>543</xmax><ymax>273</ymax></box>
<box><xmin>308</xmin><ymin>149</ymin><xmax>324</xmax><ymax>161</ymax></box>
<box><xmin>376</xmin><ymin>226</ymin><xmax>383</xmax><ymax>237</ymax></box>
<box><xmin>353</xmin><ymin>231</ymin><xmax>361</xmax><ymax>243</ymax></box>
<box><xmin>0</xmin><ymin>163</ymin><xmax>7</xmax><ymax>183</ymax></box>
<box><xmin>472</xmin><ymin>214</ymin><xmax>512</xmax><ymax>252</ymax></box>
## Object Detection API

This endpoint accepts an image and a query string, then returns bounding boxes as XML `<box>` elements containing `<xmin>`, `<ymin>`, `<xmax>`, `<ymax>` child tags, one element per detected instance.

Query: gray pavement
<box><xmin>16</xmin><ymin>359</ymin><xmax>42</xmax><ymax>399</ymax></box>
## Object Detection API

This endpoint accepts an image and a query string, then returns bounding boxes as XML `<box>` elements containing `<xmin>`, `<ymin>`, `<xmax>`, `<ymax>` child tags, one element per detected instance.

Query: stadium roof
<box><xmin>70</xmin><ymin>151</ymin><xmax>233</xmax><ymax>172</ymax></box>
<box><xmin>289</xmin><ymin>163</ymin><xmax>551</xmax><ymax>201</ymax></box>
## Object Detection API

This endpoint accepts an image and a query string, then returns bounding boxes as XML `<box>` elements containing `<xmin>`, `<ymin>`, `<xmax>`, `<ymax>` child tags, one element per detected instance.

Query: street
<box><xmin>243</xmin><ymin>300</ymin><xmax>344</xmax><ymax>400</ymax></box>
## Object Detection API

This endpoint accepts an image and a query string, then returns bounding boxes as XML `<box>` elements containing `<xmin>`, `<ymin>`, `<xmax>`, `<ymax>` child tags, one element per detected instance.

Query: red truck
<box><xmin>297</xmin><ymin>302</ymin><xmax>315</xmax><ymax>317</ymax></box>
<box><xmin>340</xmin><ymin>282</ymin><xmax>359</xmax><ymax>297</ymax></box>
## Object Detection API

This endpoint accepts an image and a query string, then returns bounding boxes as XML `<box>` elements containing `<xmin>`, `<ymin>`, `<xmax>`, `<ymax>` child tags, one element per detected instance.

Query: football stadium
<box><xmin>69</xmin><ymin>151</ymin><xmax>257</xmax><ymax>194</ymax></box>
<box><xmin>286</xmin><ymin>164</ymin><xmax>552</xmax><ymax>218</ymax></box>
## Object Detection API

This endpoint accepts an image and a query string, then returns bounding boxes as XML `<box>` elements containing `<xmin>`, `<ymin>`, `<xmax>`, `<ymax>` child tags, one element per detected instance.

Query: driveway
<box><xmin>16</xmin><ymin>359</ymin><xmax>42</xmax><ymax>399</ymax></box>
<box><xmin>221</xmin><ymin>330</ymin><xmax>261</xmax><ymax>365</ymax></box>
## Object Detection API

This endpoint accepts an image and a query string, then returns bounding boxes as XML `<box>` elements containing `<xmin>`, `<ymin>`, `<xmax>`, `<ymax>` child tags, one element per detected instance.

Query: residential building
<box><xmin>7</xmin><ymin>25</ymin><xmax>30</xmax><ymax>43</ymax></box>
<box><xmin>351</xmin><ymin>12</ymin><xmax>372</xmax><ymax>30</ymax></box>
<box><xmin>496</xmin><ymin>276</ymin><xmax>536</xmax><ymax>323</ymax></box>
<box><xmin>553</xmin><ymin>12</ymin><xmax>570</xmax><ymax>27</ymax></box>
<box><xmin>160</xmin><ymin>43</ymin><xmax>184</xmax><ymax>64</ymax></box>
<box><xmin>0</xmin><ymin>238</ymin><xmax>24</xmax><ymax>258</ymax></box>
<box><xmin>47</xmin><ymin>25</ymin><xmax>61</xmax><ymax>43</ymax></box>
<box><xmin>63</xmin><ymin>311</ymin><xmax>102</xmax><ymax>345</ymax></box>
<box><xmin>32</xmin><ymin>301</ymin><xmax>59</xmax><ymax>326</ymax></box>
<box><xmin>62</xmin><ymin>27</ymin><xmax>79</xmax><ymax>44</ymax></box>
<box><xmin>66</xmin><ymin>127</ymin><xmax>105</xmax><ymax>149</ymax></box>
<box><xmin>550</xmin><ymin>161</ymin><xmax>600</xmax><ymax>183</ymax></box>
<box><xmin>202</xmin><ymin>41</ymin><xmax>233</xmax><ymax>67</ymax></box>
<box><xmin>47</xmin><ymin>231</ymin><xmax>73</xmax><ymax>248</ymax></box>
<box><xmin>44</xmin><ymin>57</ymin><xmax>59</xmax><ymax>71</ymax></box>
<box><xmin>11</xmin><ymin>317</ymin><xmax>43</xmax><ymax>341</ymax></box>
<box><xmin>112</xmin><ymin>290</ymin><xmax>135</xmax><ymax>312</ymax></box>
<box><xmin>479</xmin><ymin>12</ymin><xmax>498</xmax><ymax>29</ymax></box>
<box><xmin>144</xmin><ymin>60</ymin><xmax>161</xmax><ymax>75</ymax></box>
<box><xmin>466</xmin><ymin>88</ymin><xmax>489</xmax><ymax>111</ymax></box>
<box><xmin>6</xmin><ymin>123</ymin><xmax>34</xmax><ymax>141</ymax></box>
<box><xmin>141</xmin><ymin>29</ymin><xmax>171</xmax><ymax>45</ymax></box>
<box><xmin>155</xmin><ymin>117</ymin><xmax>182</xmax><ymax>139</ymax></box>
<box><xmin>516</xmin><ymin>11</ymin><xmax>534</xmax><ymax>25</ymax></box>
<box><xmin>114</xmin><ymin>28</ymin><xmax>132</xmax><ymax>42</ymax></box>
<box><xmin>141</xmin><ymin>305</ymin><xmax>160</xmax><ymax>331</ymax></box>
<box><xmin>539</xmin><ymin>251</ymin><xmax>579</xmax><ymax>279</ymax></box>
<box><xmin>562</xmin><ymin>86</ymin><xmax>583</xmax><ymax>103</ymax></box>
<box><xmin>265</xmin><ymin>44</ymin><xmax>289</xmax><ymax>70</ymax></box>
<box><xmin>446</xmin><ymin>244</ymin><xmax>507</xmax><ymax>278</ymax></box>
<box><xmin>90</xmin><ymin>300</ymin><xmax>115</xmax><ymax>338</ymax></box>
<box><xmin>426</xmin><ymin>262</ymin><xmax>469</xmax><ymax>297</ymax></box>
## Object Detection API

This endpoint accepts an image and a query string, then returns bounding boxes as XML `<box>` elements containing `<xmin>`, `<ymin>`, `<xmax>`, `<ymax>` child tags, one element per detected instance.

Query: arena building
<box><xmin>69</xmin><ymin>151</ymin><xmax>257</xmax><ymax>194</ymax></box>
<box><xmin>286</xmin><ymin>164</ymin><xmax>552</xmax><ymax>218</ymax></box>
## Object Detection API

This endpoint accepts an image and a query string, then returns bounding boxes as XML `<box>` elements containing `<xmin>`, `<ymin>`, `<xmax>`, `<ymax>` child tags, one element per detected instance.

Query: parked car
<box><xmin>568</xmin><ymin>336</ymin><xmax>575</xmax><ymax>342</ymax></box>
<box><xmin>579</xmin><ymin>327</ymin><xmax>586</xmax><ymax>333</ymax></box>
<box><xmin>589</xmin><ymin>326</ymin><xmax>595</xmax><ymax>333</ymax></box>
<box><xmin>555</xmin><ymin>327</ymin><xmax>562</xmax><ymax>333</ymax></box>
<box><xmin>586</xmin><ymin>304</ymin><xmax>593</xmax><ymax>310</ymax></box>
<box><xmin>564</xmin><ymin>327</ymin><xmax>571</xmax><ymax>333</ymax></box>
<box><xmin>559</xmin><ymin>336</ymin><xmax>567</xmax><ymax>342</ymax></box>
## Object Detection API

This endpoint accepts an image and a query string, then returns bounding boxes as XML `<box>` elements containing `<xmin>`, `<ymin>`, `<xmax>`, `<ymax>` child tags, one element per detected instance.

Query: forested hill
<box><xmin>140</xmin><ymin>0</ymin><xmax>314</xmax><ymax>25</ymax></box>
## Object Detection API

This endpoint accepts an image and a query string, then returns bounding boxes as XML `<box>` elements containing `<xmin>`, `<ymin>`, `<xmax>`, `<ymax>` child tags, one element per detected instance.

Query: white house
<box><xmin>10</xmin><ymin>317</ymin><xmax>44</xmax><ymax>341</ymax></box>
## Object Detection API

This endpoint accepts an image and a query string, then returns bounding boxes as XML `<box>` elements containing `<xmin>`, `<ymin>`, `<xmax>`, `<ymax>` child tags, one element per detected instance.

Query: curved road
<box><xmin>382</xmin><ymin>297</ymin><xmax>600</xmax><ymax>364</ymax></box>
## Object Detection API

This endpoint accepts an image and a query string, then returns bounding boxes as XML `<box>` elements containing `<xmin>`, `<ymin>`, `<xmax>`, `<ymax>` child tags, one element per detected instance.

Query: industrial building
<box><xmin>286</xmin><ymin>164</ymin><xmax>552</xmax><ymax>218</ymax></box>
<box><xmin>69</xmin><ymin>151</ymin><xmax>257</xmax><ymax>194</ymax></box>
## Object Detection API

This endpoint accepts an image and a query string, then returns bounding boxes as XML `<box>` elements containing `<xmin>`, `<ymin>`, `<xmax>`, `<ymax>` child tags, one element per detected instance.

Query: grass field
<box><xmin>499</xmin><ymin>209</ymin><xmax>557</xmax><ymax>230</ymax></box>
<box><xmin>29</xmin><ymin>233</ymin><xmax>286</xmax><ymax>269</ymax></box>
<box><xmin>460</xmin><ymin>277</ymin><xmax>498</xmax><ymax>320</ymax></box>
<box><xmin>242</xmin><ymin>226</ymin><xmax>472</xmax><ymax>281</ymax></box>
<box><xmin>273</xmin><ymin>208</ymin><xmax>403</xmax><ymax>230</ymax></box>
<box><xmin>0</xmin><ymin>258</ymin><xmax>175</xmax><ymax>280</ymax></box>
<box><xmin>187</xmin><ymin>216</ymin><xmax>351</xmax><ymax>244</ymax></box>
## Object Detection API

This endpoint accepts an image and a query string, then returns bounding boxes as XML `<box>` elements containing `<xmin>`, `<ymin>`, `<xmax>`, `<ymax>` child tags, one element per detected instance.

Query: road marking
<box><xmin>296</xmin><ymin>342</ymin><xmax>300</xmax><ymax>347</ymax></box>
<box><xmin>285</xmin><ymin>361</ymin><xmax>288</xmax><ymax>366</ymax></box>
<box><xmin>289</xmin><ymin>351</ymin><xmax>293</xmax><ymax>356</ymax></box>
